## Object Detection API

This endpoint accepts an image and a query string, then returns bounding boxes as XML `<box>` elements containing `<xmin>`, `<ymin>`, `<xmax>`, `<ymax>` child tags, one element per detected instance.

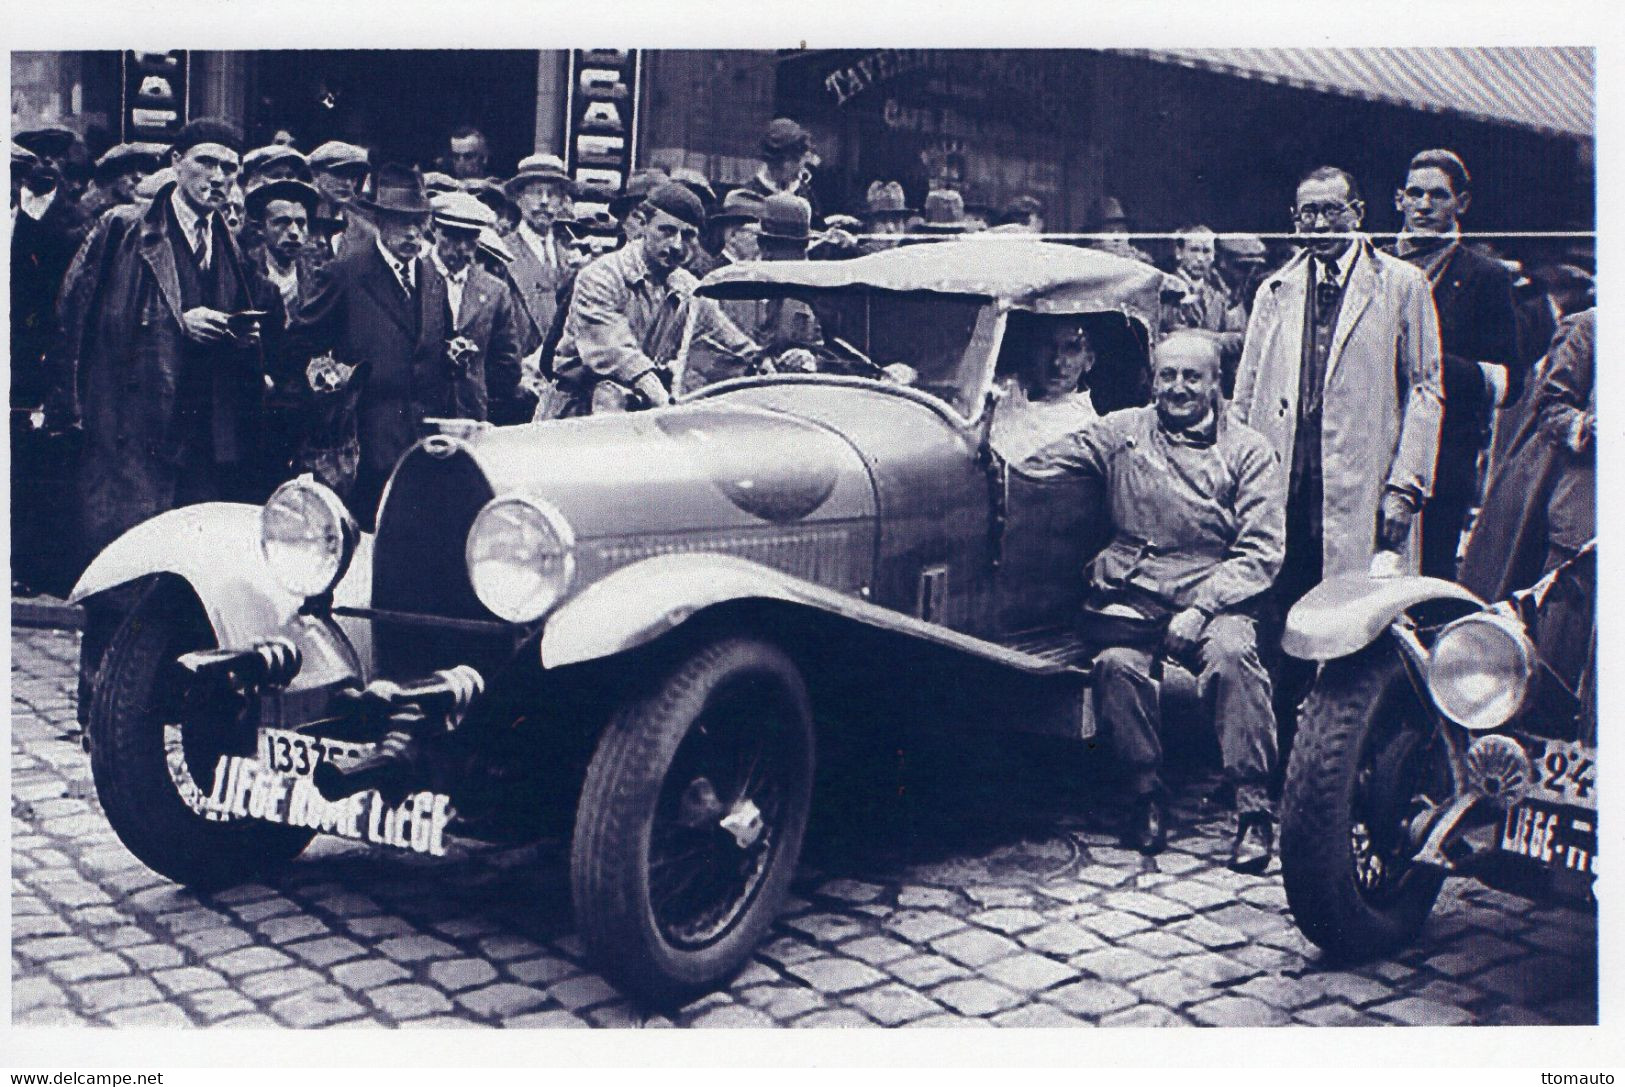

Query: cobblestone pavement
<box><xmin>13</xmin><ymin>626</ymin><xmax>1598</xmax><ymax>1029</ymax></box>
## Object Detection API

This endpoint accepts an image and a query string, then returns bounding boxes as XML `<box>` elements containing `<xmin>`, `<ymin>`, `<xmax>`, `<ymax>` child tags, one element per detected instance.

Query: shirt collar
<box><xmin>430</xmin><ymin>248</ymin><xmax>467</xmax><ymax>284</ymax></box>
<box><xmin>618</xmin><ymin>239</ymin><xmax>651</xmax><ymax>285</ymax></box>
<box><xmin>19</xmin><ymin>185</ymin><xmax>56</xmax><ymax>221</ymax></box>
<box><xmin>170</xmin><ymin>187</ymin><xmax>209</xmax><ymax>239</ymax></box>
<box><xmin>376</xmin><ymin>235</ymin><xmax>414</xmax><ymax>275</ymax></box>
<box><xmin>517</xmin><ymin>221</ymin><xmax>553</xmax><ymax>257</ymax></box>
<box><xmin>1314</xmin><ymin>238</ymin><xmax>1361</xmax><ymax>284</ymax></box>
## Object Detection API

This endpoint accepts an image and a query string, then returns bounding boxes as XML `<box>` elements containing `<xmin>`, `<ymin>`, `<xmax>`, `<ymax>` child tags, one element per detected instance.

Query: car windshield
<box><xmin>676</xmin><ymin>287</ymin><xmax>999</xmax><ymax>418</ymax></box>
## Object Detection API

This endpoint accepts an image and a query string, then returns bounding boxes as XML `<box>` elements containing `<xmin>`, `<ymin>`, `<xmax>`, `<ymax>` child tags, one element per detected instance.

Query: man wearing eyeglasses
<box><xmin>1232</xmin><ymin>166</ymin><xmax>1443</xmax><ymax>740</ymax></box>
<box><xmin>1385</xmin><ymin>149</ymin><xmax>1521</xmax><ymax>580</ymax></box>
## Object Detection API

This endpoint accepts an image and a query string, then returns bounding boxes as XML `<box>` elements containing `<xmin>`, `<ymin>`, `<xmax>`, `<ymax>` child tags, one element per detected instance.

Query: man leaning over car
<box><xmin>550</xmin><ymin>181</ymin><xmax>756</xmax><ymax>414</ymax></box>
<box><xmin>1019</xmin><ymin>331</ymin><xmax>1286</xmax><ymax>871</ymax></box>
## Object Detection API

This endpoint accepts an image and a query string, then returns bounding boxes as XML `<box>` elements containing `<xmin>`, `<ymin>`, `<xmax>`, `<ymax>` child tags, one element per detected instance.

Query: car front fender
<box><xmin>540</xmin><ymin>552</ymin><xmax>1085</xmax><ymax>675</ymax></box>
<box><xmin>69</xmin><ymin>503</ymin><xmax>373</xmax><ymax>652</ymax></box>
<box><xmin>1283</xmin><ymin>573</ymin><xmax>1483</xmax><ymax>662</ymax></box>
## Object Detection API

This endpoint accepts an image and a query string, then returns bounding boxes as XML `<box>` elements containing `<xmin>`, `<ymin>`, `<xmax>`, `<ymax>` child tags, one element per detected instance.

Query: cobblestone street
<box><xmin>12</xmin><ymin>625</ymin><xmax>1598</xmax><ymax>1029</ymax></box>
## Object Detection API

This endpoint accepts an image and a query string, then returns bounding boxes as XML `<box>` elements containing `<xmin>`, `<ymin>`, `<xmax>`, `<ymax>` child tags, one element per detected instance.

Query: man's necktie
<box><xmin>193</xmin><ymin>218</ymin><xmax>212</xmax><ymax>271</ymax></box>
<box><xmin>1315</xmin><ymin>259</ymin><xmax>1341</xmax><ymax>323</ymax></box>
<box><xmin>393</xmin><ymin>259</ymin><xmax>413</xmax><ymax>297</ymax></box>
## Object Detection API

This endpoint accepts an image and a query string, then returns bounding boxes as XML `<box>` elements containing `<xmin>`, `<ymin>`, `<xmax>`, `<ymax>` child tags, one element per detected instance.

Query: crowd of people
<box><xmin>9</xmin><ymin>112</ymin><xmax>1596</xmax><ymax>872</ymax></box>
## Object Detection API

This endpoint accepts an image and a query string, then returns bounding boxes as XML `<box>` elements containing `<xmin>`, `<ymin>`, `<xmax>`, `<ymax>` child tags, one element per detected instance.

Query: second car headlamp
<box><xmin>1425</xmin><ymin>609</ymin><xmax>1535</xmax><ymax>731</ymax></box>
<box><xmin>259</xmin><ymin>476</ymin><xmax>359</xmax><ymax>600</ymax></box>
<box><xmin>466</xmin><ymin>495</ymin><xmax>577</xmax><ymax>623</ymax></box>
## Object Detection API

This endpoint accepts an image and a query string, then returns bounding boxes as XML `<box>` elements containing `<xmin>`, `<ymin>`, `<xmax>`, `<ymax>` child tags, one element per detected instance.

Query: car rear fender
<box><xmin>69</xmin><ymin>502</ymin><xmax>374</xmax><ymax>652</ymax></box>
<box><xmin>1283</xmin><ymin>573</ymin><xmax>1484</xmax><ymax>662</ymax></box>
<box><xmin>541</xmin><ymin>552</ymin><xmax>1081</xmax><ymax>675</ymax></box>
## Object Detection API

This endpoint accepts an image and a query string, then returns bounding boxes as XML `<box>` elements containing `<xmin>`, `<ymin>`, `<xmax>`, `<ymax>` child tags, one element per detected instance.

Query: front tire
<box><xmin>1280</xmin><ymin>646</ymin><xmax>1448</xmax><ymax>960</ymax></box>
<box><xmin>87</xmin><ymin>579</ymin><xmax>315</xmax><ymax>889</ymax></box>
<box><xmin>571</xmin><ymin>636</ymin><xmax>815</xmax><ymax>1004</ymax></box>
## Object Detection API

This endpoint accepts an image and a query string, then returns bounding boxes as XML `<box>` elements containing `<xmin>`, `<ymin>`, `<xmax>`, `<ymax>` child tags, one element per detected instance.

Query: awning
<box><xmin>1129</xmin><ymin>48</ymin><xmax>1593</xmax><ymax>139</ymax></box>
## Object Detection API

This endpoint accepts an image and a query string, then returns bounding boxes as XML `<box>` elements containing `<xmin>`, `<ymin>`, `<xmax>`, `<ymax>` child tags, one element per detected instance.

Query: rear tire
<box><xmin>1280</xmin><ymin>646</ymin><xmax>1447</xmax><ymax>959</ymax></box>
<box><xmin>571</xmin><ymin>636</ymin><xmax>814</xmax><ymax>1004</ymax></box>
<box><xmin>87</xmin><ymin>580</ymin><xmax>314</xmax><ymax>889</ymax></box>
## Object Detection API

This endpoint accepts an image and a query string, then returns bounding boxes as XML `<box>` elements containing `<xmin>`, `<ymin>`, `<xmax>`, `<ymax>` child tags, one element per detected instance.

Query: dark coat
<box><xmin>285</xmin><ymin>240</ymin><xmax>455</xmax><ymax>478</ymax></box>
<box><xmin>1394</xmin><ymin>241</ymin><xmax>1521</xmax><ymax>457</ymax></box>
<box><xmin>11</xmin><ymin>191</ymin><xmax>90</xmax><ymax>406</ymax></box>
<box><xmin>54</xmin><ymin>186</ymin><xmax>264</xmax><ymax>560</ymax></box>
<box><xmin>446</xmin><ymin>262</ymin><xmax>531</xmax><ymax>425</ymax></box>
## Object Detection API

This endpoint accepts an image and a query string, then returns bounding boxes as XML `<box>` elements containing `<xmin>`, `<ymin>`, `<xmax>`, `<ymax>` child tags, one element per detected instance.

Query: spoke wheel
<box><xmin>1281</xmin><ymin>645</ymin><xmax>1449</xmax><ymax>960</ymax></box>
<box><xmin>87</xmin><ymin>578</ymin><xmax>313</xmax><ymax>889</ymax></box>
<box><xmin>571</xmin><ymin>636</ymin><xmax>814</xmax><ymax>1004</ymax></box>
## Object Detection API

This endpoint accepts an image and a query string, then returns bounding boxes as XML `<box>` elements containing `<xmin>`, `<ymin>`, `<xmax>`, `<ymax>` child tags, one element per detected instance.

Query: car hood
<box><xmin>459</xmin><ymin>402</ymin><xmax>877</xmax><ymax>537</ymax></box>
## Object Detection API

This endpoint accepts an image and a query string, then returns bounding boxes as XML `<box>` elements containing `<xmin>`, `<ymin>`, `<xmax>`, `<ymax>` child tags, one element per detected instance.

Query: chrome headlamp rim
<box><xmin>1424</xmin><ymin>609</ymin><xmax>1535</xmax><ymax>731</ymax></box>
<box><xmin>258</xmin><ymin>475</ymin><xmax>359</xmax><ymax>600</ymax></box>
<box><xmin>465</xmin><ymin>494</ymin><xmax>578</xmax><ymax>623</ymax></box>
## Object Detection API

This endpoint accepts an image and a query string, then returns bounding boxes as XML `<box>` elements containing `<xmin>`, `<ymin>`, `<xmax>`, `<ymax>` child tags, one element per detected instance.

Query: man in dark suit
<box><xmin>426</xmin><ymin>192</ymin><xmax>531</xmax><ymax>425</ymax></box>
<box><xmin>287</xmin><ymin>164</ymin><xmax>453</xmax><ymax>526</ymax></box>
<box><xmin>52</xmin><ymin>118</ymin><xmax>266</xmax><ymax>721</ymax></box>
<box><xmin>1387</xmin><ymin>149</ymin><xmax>1521</xmax><ymax>579</ymax></box>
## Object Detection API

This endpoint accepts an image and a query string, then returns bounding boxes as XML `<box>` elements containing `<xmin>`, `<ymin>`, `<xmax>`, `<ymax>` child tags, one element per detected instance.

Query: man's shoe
<box><xmin>1229</xmin><ymin>812</ymin><xmax>1274</xmax><ymax>874</ymax></box>
<box><xmin>1123</xmin><ymin>795</ymin><xmax>1167</xmax><ymax>855</ymax></box>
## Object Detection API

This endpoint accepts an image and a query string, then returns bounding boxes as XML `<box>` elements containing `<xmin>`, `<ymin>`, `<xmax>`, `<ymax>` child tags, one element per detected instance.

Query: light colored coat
<box><xmin>1231</xmin><ymin>240</ymin><xmax>1443</xmax><ymax>578</ymax></box>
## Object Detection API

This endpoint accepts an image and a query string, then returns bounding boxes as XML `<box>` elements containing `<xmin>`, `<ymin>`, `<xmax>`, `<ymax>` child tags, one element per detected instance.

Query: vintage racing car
<box><xmin>71</xmin><ymin>239</ymin><xmax>1168</xmax><ymax>1002</ymax></box>
<box><xmin>1279</xmin><ymin>541</ymin><xmax>1596</xmax><ymax>958</ymax></box>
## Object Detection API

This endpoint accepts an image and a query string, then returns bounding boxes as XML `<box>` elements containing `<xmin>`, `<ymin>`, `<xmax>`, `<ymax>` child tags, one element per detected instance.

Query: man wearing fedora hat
<box><xmin>692</xmin><ymin>188</ymin><xmax>765</xmax><ymax>278</ymax></box>
<box><xmin>428</xmin><ymin>191</ymin><xmax>529</xmax><ymax>426</ymax></box>
<box><xmin>286</xmin><ymin>163</ymin><xmax>453</xmax><ymax>523</ymax></box>
<box><xmin>553</xmin><ymin>181</ymin><xmax>755</xmax><ymax>414</ymax></box>
<box><xmin>1087</xmin><ymin>195</ymin><xmax>1155</xmax><ymax>265</ymax></box>
<box><xmin>906</xmin><ymin>189</ymin><xmax>970</xmax><ymax>243</ymax></box>
<box><xmin>858</xmin><ymin>180</ymin><xmax>914</xmax><ymax>254</ymax></box>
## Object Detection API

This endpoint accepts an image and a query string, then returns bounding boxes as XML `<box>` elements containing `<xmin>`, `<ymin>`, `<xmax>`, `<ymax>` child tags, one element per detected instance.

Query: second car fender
<box><xmin>1283</xmin><ymin>573</ymin><xmax>1483</xmax><ymax>662</ymax></box>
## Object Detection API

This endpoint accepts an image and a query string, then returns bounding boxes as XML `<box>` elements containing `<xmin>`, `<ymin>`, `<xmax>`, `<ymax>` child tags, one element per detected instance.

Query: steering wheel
<box><xmin>826</xmin><ymin>336</ymin><xmax>889</xmax><ymax>380</ymax></box>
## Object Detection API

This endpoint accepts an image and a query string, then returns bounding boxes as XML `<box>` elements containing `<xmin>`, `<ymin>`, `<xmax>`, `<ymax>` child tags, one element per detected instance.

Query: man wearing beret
<box><xmin>428</xmin><ymin>192</ymin><xmax>531</xmax><ymax>425</ymax></box>
<box><xmin>54</xmin><ymin>118</ymin><xmax>269</xmax><ymax>719</ymax></box>
<box><xmin>552</xmin><ymin>182</ymin><xmax>755</xmax><ymax>414</ymax></box>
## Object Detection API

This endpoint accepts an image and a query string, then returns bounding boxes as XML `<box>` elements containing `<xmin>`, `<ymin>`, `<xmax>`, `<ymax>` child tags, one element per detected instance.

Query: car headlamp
<box><xmin>466</xmin><ymin>496</ymin><xmax>577</xmax><ymax>623</ymax></box>
<box><xmin>259</xmin><ymin>476</ymin><xmax>359</xmax><ymax>600</ymax></box>
<box><xmin>1425</xmin><ymin>610</ymin><xmax>1535</xmax><ymax>731</ymax></box>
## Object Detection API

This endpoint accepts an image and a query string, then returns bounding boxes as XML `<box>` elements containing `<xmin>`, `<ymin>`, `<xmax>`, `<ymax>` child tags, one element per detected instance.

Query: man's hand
<box><xmin>634</xmin><ymin>370</ymin><xmax>672</xmax><ymax>407</ymax></box>
<box><xmin>181</xmin><ymin>307</ymin><xmax>233</xmax><ymax>344</ymax></box>
<box><xmin>1377</xmin><ymin>490</ymin><xmax>1417</xmax><ymax>552</ymax></box>
<box><xmin>1164</xmin><ymin>607</ymin><xmax>1208</xmax><ymax>659</ymax></box>
<box><xmin>773</xmin><ymin>347</ymin><xmax>818</xmax><ymax>373</ymax></box>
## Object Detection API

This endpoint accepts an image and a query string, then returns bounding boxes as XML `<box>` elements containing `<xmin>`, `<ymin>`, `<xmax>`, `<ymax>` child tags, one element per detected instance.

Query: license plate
<box><xmin>1523</xmin><ymin>738</ymin><xmax>1597</xmax><ymax>811</ymax></box>
<box><xmin>190</xmin><ymin>727</ymin><xmax>454</xmax><ymax>857</ymax></box>
<box><xmin>1500</xmin><ymin>799</ymin><xmax>1596</xmax><ymax>875</ymax></box>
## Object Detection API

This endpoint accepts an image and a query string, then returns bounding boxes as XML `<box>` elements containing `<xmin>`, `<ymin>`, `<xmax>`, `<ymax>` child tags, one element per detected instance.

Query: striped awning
<box><xmin>1130</xmin><ymin>48</ymin><xmax>1593</xmax><ymax>139</ymax></box>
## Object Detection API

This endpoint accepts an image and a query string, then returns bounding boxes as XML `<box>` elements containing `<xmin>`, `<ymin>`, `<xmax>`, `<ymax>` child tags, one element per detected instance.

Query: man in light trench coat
<box><xmin>1231</xmin><ymin>165</ymin><xmax>1443</xmax><ymax>744</ymax></box>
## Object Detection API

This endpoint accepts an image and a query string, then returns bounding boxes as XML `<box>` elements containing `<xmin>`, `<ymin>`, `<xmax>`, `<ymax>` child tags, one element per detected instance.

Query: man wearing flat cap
<box><xmin>79</xmin><ymin>142</ymin><xmax>168</xmax><ymax>222</ymax></box>
<box><xmin>742</xmin><ymin>118</ymin><xmax>821</xmax><ymax>222</ymax></box>
<box><xmin>428</xmin><ymin>191</ymin><xmax>530</xmax><ymax>425</ymax></box>
<box><xmin>307</xmin><ymin>140</ymin><xmax>374</xmax><ymax>260</ymax></box>
<box><xmin>54</xmin><ymin>118</ymin><xmax>269</xmax><ymax>719</ymax></box>
<box><xmin>552</xmin><ymin>181</ymin><xmax>755</xmax><ymax>414</ymax></box>
<box><xmin>242</xmin><ymin>145</ymin><xmax>313</xmax><ymax>189</ymax></box>
<box><xmin>285</xmin><ymin>164</ymin><xmax>453</xmax><ymax>524</ymax></box>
